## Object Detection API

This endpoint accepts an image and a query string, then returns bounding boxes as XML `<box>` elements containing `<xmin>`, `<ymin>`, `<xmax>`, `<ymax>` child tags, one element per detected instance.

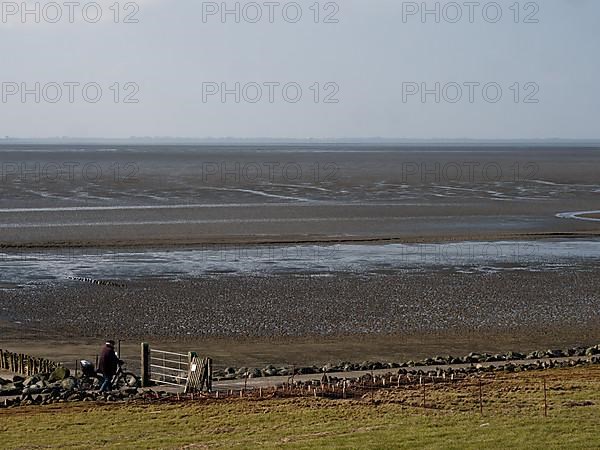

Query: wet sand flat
<box><xmin>1</xmin><ymin>145</ymin><xmax>599</xmax><ymax>247</ymax></box>
<box><xmin>1</xmin><ymin>269</ymin><xmax>599</xmax><ymax>366</ymax></box>
<box><xmin>1</xmin><ymin>144</ymin><xmax>600</xmax><ymax>365</ymax></box>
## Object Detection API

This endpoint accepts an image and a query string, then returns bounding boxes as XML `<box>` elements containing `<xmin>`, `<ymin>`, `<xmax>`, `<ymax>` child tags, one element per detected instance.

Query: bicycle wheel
<box><xmin>115</xmin><ymin>372</ymin><xmax>140</xmax><ymax>389</ymax></box>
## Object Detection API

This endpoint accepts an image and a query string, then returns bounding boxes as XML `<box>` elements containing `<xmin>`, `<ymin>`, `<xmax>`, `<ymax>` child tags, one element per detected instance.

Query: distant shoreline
<box><xmin>1</xmin><ymin>139</ymin><xmax>600</xmax><ymax>147</ymax></box>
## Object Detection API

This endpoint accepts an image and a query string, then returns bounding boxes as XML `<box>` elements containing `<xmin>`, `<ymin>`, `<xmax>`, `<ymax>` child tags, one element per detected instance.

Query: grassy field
<box><xmin>1</xmin><ymin>366</ymin><xmax>598</xmax><ymax>449</ymax></box>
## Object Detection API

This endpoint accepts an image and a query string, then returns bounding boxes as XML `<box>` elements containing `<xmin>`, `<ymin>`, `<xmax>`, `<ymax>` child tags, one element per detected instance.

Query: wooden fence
<box><xmin>0</xmin><ymin>349</ymin><xmax>60</xmax><ymax>377</ymax></box>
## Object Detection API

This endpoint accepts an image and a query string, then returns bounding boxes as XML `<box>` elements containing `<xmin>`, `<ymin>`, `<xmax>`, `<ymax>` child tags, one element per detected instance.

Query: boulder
<box><xmin>466</xmin><ymin>353</ymin><xmax>482</xmax><ymax>363</ymax></box>
<box><xmin>61</xmin><ymin>378</ymin><xmax>77</xmax><ymax>391</ymax></box>
<box><xmin>22</xmin><ymin>386</ymin><xmax>41</xmax><ymax>396</ymax></box>
<box><xmin>23</xmin><ymin>376</ymin><xmax>41</xmax><ymax>387</ymax></box>
<box><xmin>67</xmin><ymin>393</ymin><xmax>81</xmax><ymax>402</ymax></box>
<box><xmin>321</xmin><ymin>363</ymin><xmax>335</xmax><ymax>373</ymax></box>
<box><xmin>0</xmin><ymin>383</ymin><xmax>21</xmax><ymax>396</ymax></box>
<box><xmin>248</xmin><ymin>368</ymin><xmax>262</xmax><ymax>378</ymax></box>
<box><xmin>235</xmin><ymin>367</ymin><xmax>249</xmax><ymax>377</ymax></box>
<box><xmin>49</xmin><ymin>367</ymin><xmax>70</xmax><ymax>382</ymax></box>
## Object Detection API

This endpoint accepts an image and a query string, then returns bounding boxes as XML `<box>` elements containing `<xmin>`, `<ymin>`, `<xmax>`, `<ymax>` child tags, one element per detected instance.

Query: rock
<box><xmin>321</xmin><ymin>363</ymin><xmax>335</xmax><ymax>373</ymax></box>
<box><xmin>23</xmin><ymin>376</ymin><xmax>41</xmax><ymax>387</ymax></box>
<box><xmin>22</xmin><ymin>386</ymin><xmax>41</xmax><ymax>396</ymax></box>
<box><xmin>61</xmin><ymin>378</ymin><xmax>77</xmax><ymax>391</ymax></box>
<box><xmin>12</xmin><ymin>376</ymin><xmax>24</xmax><ymax>383</ymax></box>
<box><xmin>49</xmin><ymin>367</ymin><xmax>70</xmax><ymax>382</ymax></box>
<box><xmin>585</xmin><ymin>346</ymin><xmax>599</xmax><ymax>356</ymax></box>
<box><xmin>0</xmin><ymin>383</ymin><xmax>21</xmax><ymax>396</ymax></box>
<box><xmin>248</xmin><ymin>368</ymin><xmax>262</xmax><ymax>378</ymax></box>
<box><xmin>261</xmin><ymin>365</ymin><xmax>278</xmax><ymax>377</ymax></box>
<box><xmin>120</xmin><ymin>388</ymin><xmax>138</xmax><ymax>396</ymax></box>
<box><xmin>466</xmin><ymin>353</ymin><xmax>482</xmax><ymax>363</ymax></box>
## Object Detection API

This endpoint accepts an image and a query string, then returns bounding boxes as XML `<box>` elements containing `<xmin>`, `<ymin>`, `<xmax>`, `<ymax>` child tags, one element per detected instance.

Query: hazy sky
<box><xmin>1</xmin><ymin>0</ymin><xmax>598</xmax><ymax>139</ymax></box>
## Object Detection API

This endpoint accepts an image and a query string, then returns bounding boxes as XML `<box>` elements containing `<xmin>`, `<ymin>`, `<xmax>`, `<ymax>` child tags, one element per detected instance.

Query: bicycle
<box><xmin>79</xmin><ymin>359</ymin><xmax>139</xmax><ymax>390</ymax></box>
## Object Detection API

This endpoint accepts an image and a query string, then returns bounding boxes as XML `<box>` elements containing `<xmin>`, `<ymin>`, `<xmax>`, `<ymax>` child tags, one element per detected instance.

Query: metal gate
<box><xmin>149</xmin><ymin>348</ymin><xmax>191</xmax><ymax>387</ymax></box>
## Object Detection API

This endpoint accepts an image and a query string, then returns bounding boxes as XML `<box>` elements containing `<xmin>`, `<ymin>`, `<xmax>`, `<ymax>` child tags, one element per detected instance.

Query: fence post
<box><xmin>141</xmin><ymin>343</ymin><xmax>150</xmax><ymax>388</ymax></box>
<box><xmin>479</xmin><ymin>379</ymin><xmax>484</xmax><ymax>416</ymax></box>
<box><xmin>543</xmin><ymin>377</ymin><xmax>548</xmax><ymax>417</ymax></box>
<box><xmin>207</xmin><ymin>358</ymin><xmax>213</xmax><ymax>392</ymax></box>
<box><xmin>188</xmin><ymin>351</ymin><xmax>197</xmax><ymax>366</ymax></box>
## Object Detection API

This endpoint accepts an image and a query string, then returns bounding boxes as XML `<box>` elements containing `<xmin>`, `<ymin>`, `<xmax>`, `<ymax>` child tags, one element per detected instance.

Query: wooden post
<box><xmin>207</xmin><ymin>358</ymin><xmax>213</xmax><ymax>392</ymax></box>
<box><xmin>422</xmin><ymin>382</ymin><xmax>426</xmax><ymax>409</ymax></box>
<box><xmin>543</xmin><ymin>377</ymin><xmax>548</xmax><ymax>417</ymax></box>
<box><xmin>479</xmin><ymin>379</ymin><xmax>483</xmax><ymax>416</ymax></box>
<box><xmin>141</xmin><ymin>343</ymin><xmax>150</xmax><ymax>388</ymax></box>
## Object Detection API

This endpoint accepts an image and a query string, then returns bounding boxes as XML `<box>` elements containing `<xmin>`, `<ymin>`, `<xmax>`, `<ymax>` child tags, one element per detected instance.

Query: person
<box><xmin>98</xmin><ymin>340</ymin><xmax>120</xmax><ymax>392</ymax></box>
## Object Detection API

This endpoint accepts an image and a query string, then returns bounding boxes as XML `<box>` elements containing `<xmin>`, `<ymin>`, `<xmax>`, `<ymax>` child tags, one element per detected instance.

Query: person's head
<box><xmin>105</xmin><ymin>340</ymin><xmax>115</xmax><ymax>348</ymax></box>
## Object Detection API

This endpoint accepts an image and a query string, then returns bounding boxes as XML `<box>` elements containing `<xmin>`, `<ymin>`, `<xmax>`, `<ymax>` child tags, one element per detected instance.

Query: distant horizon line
<box><xmin>1</xmin><ymin>137</ymin><xmax>600</xmax><ymax>146</ymax></box>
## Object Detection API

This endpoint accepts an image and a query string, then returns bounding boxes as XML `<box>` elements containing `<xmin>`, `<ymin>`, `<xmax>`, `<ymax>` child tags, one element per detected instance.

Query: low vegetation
<box><xmin>1</xmin><ymin>366</ymin><xmax>598</xmax><ymax>449</ymax></box>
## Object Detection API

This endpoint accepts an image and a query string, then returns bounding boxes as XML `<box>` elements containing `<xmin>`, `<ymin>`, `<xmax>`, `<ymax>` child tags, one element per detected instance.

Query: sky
<box><xmin>0</xmin><ymin>0</ymin><xmax>599</xmax><ymax>139</ymax></box>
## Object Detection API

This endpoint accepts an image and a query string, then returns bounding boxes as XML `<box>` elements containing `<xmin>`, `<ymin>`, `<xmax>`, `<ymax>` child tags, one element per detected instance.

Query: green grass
<box><xmin>1</xmin><ymin>367</ymin><xmax>599</xmax><ymax>449</ymax></box>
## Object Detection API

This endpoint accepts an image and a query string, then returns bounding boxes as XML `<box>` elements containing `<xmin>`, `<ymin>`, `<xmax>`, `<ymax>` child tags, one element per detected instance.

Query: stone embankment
<box><xmin>214</xmin><ymin>345</ymin><xmax>600</xmax><ymax>381</ymax></box>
